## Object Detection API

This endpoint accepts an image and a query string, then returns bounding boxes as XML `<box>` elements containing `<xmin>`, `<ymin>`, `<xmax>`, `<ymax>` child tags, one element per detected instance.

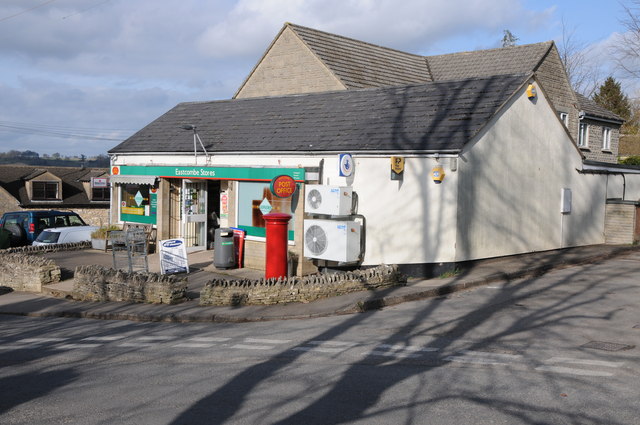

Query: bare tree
<box><xmin>613</xmin><ymin>0</ymin><xmax>640</xmax><ymax>77</ymax></box>
<box><xmin>558</xmin><ymin>19</ymin><xmax>602</xmax><ymax>96</ymax></box>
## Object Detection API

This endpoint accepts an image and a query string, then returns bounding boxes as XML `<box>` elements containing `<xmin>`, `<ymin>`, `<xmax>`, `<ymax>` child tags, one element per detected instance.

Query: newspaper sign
<box><xmin>159</xmin><ymin>238</ymin><xmax>189</xmax><ymax>274</ymax></box>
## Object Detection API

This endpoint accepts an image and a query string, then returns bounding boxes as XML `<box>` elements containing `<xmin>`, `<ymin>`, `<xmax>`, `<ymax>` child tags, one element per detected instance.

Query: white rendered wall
<box><xmin>319</xmin><ymin>155</ymin><xmax>459</xmax><ymax>265</ymax></box>
<box><xmin>455</xmin><ymin>83</ymin><xmax>607</xmax><ymax>262</ymax></box>
<box><xmin>113</xmin><ymin>152</ymin><xmax>459</xmax><ymax>265</ymax></box>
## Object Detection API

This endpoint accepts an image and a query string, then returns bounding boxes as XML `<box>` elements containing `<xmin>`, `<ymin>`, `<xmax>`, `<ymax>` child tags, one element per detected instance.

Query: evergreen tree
<box><xmin>593</xmin><ymin>76</ymin><xmax>631</xmax><ymax>121</ymax></box>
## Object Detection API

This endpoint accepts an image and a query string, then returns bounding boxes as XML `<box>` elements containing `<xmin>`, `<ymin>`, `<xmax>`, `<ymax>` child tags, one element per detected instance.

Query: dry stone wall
<box><xmin>200</xmin><ymin>264</ymin><xmax>404</xmax><ymax>306</ymax></box>
<box><xmin>0</xmin><ymin>252</ymin><xmax>60</xmax><ymax>292</ymax></box>
<box><xmin>72</xmin><ymin>265</ymin><xmax>188</xmax><ymax>304</ymax></box>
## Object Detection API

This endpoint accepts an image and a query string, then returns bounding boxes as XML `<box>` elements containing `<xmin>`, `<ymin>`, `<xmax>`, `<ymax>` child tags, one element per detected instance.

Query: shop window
<box><xmin>120</xmin><ymin>184</ymin><xmax>157</xmax><ymax>224</ymax></box>
<box><xmin>237</xmin><ymin>181</ymin><xmax>296</xmax><ymax>240</ymax></box>
<box><xmin>32</xmin><ymin>181</ymin><xmax>59</xmax><ymax>200</ymax></box>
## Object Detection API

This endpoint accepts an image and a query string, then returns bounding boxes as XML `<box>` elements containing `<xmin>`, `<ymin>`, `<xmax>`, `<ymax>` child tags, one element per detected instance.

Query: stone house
<box><xmin>236</xmin><ymin>23</ymin><xmax>623</xmax><ymax>163</ymax></box>
<box><xmin>0</xmin><ymin>165</ymin><xmax>110</xmax><ymax>226</ymax></box>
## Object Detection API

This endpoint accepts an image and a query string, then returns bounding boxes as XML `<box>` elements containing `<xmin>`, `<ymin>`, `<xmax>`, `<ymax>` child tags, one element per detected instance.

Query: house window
<box><xmin>237</xmin><ymin>181</ymin><xmax>296</xmax><ymax>240</ymax></box>
<box><xmin>602</xmin><ymin>127</ymin><xmax>612</xmax><ymax>151</ymax></box>
<box><xmin>559</xmin><ymin>112</ymin><xmax>568</xmax><ymax>127</ymax></box>
<box><xmin>92</xmin><ymin>187</ymin><xmax>110</xmax><ymax>201</ymax></box>
<box><xmin>32</xmin><ymin>181</ymin><xmax>59</xmax><ymax>200</ymax></box>
<box><xmin>578</xmin><ymin>123</ymin><xmax>589</xmax><ymax>148</ymax></box>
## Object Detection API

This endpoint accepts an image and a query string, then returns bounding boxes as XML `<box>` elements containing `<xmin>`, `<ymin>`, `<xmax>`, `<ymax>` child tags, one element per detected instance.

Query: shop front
<box><xmin>110</xmin><ymin>165</ymin><xmax>306</xmax><ymax>255</ymax></box>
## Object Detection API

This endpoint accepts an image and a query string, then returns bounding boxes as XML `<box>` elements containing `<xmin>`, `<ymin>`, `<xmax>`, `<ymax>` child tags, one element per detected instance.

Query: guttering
<box><xmin>579</xmin><ymin>162</ymin><xmax>640</xmax><ymax>174</ymax></box>
<box><xmin>108</xmin><ymin>149</ymin><xmax>462</xmax><ymax>157</ymax></box>
<box><xmin>579</xmin><ymin>111</ymin><xmax>624</xmax><ymax>126</ymax></box>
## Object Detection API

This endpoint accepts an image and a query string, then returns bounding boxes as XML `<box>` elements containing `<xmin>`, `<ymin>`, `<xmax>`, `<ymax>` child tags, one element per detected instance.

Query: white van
<box><xmin>32</xmin><ymin>226</ymin><xmax>98</xmax><ymax>246</ymax></box>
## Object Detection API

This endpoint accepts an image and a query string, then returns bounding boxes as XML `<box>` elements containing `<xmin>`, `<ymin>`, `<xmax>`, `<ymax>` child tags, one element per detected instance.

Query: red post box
<box><xmin>263</xmin><ymin>213</ymin><xmax>291</xmax><ymax>279</ymax></box>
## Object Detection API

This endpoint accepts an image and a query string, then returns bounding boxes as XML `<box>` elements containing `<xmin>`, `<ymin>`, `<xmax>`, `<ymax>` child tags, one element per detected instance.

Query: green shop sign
<box><xmin>113</xmin><ymin>165</ymin><xmax>306</xmax><ymax>182</ymax></box>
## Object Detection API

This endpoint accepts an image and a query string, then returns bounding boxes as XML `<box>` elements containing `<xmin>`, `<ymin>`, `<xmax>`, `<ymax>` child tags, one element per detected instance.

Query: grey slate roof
<box><xmin>0</xmin><ymin>165</ymin><xmax>108</xmax><ymax>208</ymax></box>
<box><xmin>288</xmin><ymin>23</ymin><xmax>432</xmax><ymax>88</ymax></box>
<box><xmin>575</xmin><ymin>93</ymin><xmax>624</xmax><ymax>123</ymax></box>
<box><xmin>110</xmin><ymin>74</ymin><xmax>527</xmax><ymax>155</ymax></box>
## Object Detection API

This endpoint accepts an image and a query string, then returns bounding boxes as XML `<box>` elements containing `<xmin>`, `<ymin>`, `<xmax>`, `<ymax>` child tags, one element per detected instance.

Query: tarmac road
<box><xmin>0</xmin><ymin>251</ymin><xmax>638</xmax><ymax>424</ymax></box>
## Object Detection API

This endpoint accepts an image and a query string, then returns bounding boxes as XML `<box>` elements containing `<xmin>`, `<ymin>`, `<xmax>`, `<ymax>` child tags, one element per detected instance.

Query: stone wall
<box><xmin>579</xmin><ymin>118</ymin><xmax>620</xmax><ymax>163</ymax></box>
<box><xmin>536</xmin><ymin>45</ymin><xmax>580</xmax><ymax>142</ymax></box>
<box><xmin>0</xmin><ymin>186</ymin><xmax>19</xmax><ymax>216</ymax></box>
<box><xmin>200</xmin><ymin>264</ymin><xmax>404</xmax><ymax>306</ymax></box>
<box><xmin>4</xmin><ymin>241</ymin><xmax>91</xmax><ymax>255</ymax></box>
<box><xmin>73</xmin><ymin>207</ymin><xmax>110</xmax><ymax>227</ymax></box>
<box><xmin>0</xmin><ymin>252</ymin><xmax>61</xmax><ymax>292</ymax></box>
<box><xmin>235</xmin><ymin>26</ymin><xmax>345</xmax><ymax>99</ymax></box>
<box><xmin>72</xmin><ymin>265</ymin><xmax>188</xmax><ymax>304</ymax></box>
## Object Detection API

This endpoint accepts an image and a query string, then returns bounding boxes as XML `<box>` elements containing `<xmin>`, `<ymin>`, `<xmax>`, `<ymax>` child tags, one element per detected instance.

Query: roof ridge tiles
<box><xmin>425</xmin><ymin>40</ymin><xmax>554</xmax><ymax>59</ymax></box>
<box><xmin>286</xmin><ymin>22</ymin><xmax>426</xmax><ymax>59</ymax></box>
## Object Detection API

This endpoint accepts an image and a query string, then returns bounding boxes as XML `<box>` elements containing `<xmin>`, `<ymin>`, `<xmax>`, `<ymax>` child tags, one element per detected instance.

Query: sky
<box><xmin>0</xmin><ymin>0</ymin><xmax>637</xmax><ymax>157</ymax></box>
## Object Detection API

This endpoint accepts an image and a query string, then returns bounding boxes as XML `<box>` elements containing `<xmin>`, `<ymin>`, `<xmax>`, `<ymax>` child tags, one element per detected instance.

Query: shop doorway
<box><xmin>207</xmin><ymin>180</ymin><xmax>221</xmax><ymax>249</ymax></box>
<box><xmin>182</xmin><ymin>180</ymin><xmax>207</xmax><ymax>251</ymax></box>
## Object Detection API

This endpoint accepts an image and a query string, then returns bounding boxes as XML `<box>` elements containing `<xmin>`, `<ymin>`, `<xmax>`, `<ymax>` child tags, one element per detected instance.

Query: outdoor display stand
<box><xmin>111</xmin><ymin>229</ymin><xmax>149</xmax><ymax>273</ymax></box>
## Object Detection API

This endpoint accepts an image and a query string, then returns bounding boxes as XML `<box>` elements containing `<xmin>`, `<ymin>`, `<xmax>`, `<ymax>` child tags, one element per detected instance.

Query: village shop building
<box><xmin>108</xmin><ymin>23</ymin><xmax>636</xmax><ymax>277</ymax></box>
<box><xmin>109</xmin><ymin>73</ymin><xmax>616</xmax><ymax>277</ymax></box>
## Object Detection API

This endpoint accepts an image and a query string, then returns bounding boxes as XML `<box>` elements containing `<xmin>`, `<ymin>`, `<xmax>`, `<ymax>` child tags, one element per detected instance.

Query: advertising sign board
<box><xmin>159</xmin><ymin>238</ymin><xmax>189</xmax><ymax>274</ymax></box>
<box><xmin>270</xmin><ymin>175</ymin><xmax>297</xmax><ymax>198</ymax></box>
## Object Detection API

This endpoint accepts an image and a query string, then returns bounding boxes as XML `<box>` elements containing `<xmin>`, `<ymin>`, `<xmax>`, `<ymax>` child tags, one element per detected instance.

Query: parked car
<box><xmin>0</xmin><ymin>210</ymin><xmax>87</xmax><ymax>247</ymax></box>
<box><xmin>32</xmin><ymin>226</ymin><xmax>98</xmax><ymax>246</ymax></box>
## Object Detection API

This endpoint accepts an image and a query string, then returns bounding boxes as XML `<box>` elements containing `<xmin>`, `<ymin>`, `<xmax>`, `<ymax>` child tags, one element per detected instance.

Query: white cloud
<box><xmin>0</xmin><ymin>0</ymin><xmax>621</xmax><ymax>156</ymax></box>
<box><xmin>196</xmin><ymin>0</ymin><xmax>554</xmax><ymax>57</ymax></box>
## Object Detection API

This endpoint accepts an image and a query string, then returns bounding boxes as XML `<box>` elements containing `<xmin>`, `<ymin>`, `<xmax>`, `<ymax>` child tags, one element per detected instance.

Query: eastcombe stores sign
<box><xmin>112</xmin><ymin>165</ymin><xmax>306</xmax><ymax>182</ymax></box>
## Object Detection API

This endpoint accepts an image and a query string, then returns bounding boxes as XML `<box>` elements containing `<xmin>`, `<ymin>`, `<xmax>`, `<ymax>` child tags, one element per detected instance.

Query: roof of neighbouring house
<box><xmin>426</xmin><ymin>42</ymin><xmax>554</xmax><ymax>80</ymax></box>
<box><xmin>0</xmin><ymin>165</ymin><xmax>109</xmax><ymax>208</ymax></box>
<box><xmin>285</xmin><ymin>23</ymin><xmax>557</xmax><ymax>84</ymax></box>
<box><xmin>110</xmin><ymin>73</ymin><xmax>528</xmax><ymax>155</ymax></box>
<box><xmin>575</xmin><ymin>93</ymin><xmax>625</xmax><ymax>123</ymax></box>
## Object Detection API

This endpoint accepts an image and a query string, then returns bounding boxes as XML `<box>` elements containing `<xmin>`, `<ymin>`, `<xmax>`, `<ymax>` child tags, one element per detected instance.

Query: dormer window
<box><xmin>91</xmin><ymin>187</ymin><xmax>110</xmax><ymax>201</ymax></box>
<box><xmin>32</xmin><ymin>181</ymin><xmax>59</xmax><ymax>200</ymax></box>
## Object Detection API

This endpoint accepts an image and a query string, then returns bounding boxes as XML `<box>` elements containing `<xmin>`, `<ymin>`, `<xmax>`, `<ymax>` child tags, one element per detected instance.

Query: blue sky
<box><xmin>0</xmin><ymin>0</ymin><xmax>636</xmax><ymax>157</ymax></box>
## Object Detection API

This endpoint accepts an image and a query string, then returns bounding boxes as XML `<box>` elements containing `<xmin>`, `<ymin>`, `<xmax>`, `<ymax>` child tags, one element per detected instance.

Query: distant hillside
<box><xmin>0</xmin><ymin>150</ymin><xmax>110</xmax><ymax>168</ymax></box>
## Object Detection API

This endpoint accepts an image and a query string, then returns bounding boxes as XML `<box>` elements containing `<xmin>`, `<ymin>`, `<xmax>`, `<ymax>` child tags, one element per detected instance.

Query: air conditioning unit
<box><xmin>304</xmin><ymin>219</ymin><xmax>361</xmax><ymax>263</ymax></box>
<box><xmin>304</xmin><ymin>185</ymin><xmax>353</xmax><ymax>216</ymax></box>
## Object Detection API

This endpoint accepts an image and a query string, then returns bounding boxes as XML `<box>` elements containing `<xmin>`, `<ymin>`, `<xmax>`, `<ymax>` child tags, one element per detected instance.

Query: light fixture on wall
<box><xmin>526</xmin><ymin>83</ymin><xmax>537</xmax><ymax>100</ymax></box>
<box><xmin>180</xmin><ymin>124</ymin><xmax>210</xmax><ymax>162</ymax></box>
<box><xmin>431</xmin><ymin>164</ymin><xmax>445</xmax><ymax>183</ymax></box>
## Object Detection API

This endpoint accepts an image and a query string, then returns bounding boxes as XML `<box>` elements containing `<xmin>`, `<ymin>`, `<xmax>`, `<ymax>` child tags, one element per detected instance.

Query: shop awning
<box><xmin>110</xmin><ymin>175</ymin><xmax>157</xmax><ymax>185</ymax></box>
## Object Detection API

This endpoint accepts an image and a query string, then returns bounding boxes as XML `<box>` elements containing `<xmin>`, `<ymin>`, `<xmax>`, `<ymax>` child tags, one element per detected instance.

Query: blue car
<box><xmin>0</xmin><ymin>210</ymin><xmax>87</xmax><ymax>247</ymax></box>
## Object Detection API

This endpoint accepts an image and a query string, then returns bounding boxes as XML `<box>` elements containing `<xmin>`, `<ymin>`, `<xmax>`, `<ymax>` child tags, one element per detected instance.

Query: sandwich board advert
<box><xmin>159</xmin><ymin>238</ymin><xmax>189</xmax><ymax>274</ymax></box>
